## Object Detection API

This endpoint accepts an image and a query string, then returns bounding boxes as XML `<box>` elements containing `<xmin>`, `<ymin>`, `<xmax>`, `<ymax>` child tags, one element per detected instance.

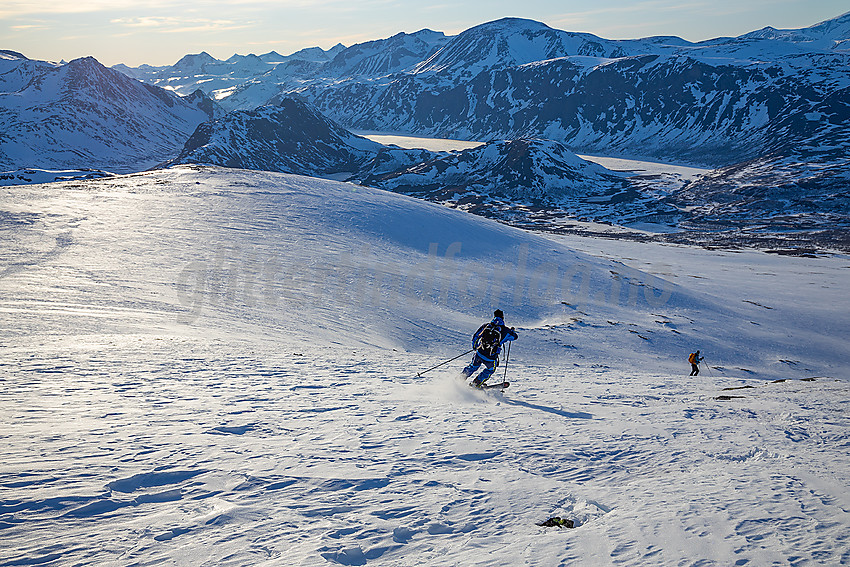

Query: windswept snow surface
<box><xmin>1</xmin><ymin>166</ymin><xmax>848</xmax><ymax>566</ymax></box>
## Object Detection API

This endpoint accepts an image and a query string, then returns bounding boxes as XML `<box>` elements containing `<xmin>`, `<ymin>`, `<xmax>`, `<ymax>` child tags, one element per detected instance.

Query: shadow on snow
<box><xmin>500</xmin><ymin>397</ymin><xmax>593</xmax><ymax>420</ymax></box>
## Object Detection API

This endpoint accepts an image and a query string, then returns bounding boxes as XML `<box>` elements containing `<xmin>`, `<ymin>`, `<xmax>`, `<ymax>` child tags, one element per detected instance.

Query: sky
<box><xmin>1</xmin><ymin>0</ymin><xmax>848</xmax><ymax>67</ymax></box>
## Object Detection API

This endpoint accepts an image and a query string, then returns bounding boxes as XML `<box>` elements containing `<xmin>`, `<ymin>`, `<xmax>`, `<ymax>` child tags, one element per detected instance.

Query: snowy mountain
<box><xmin>666</xmin><ymin>67</ymin><xmax>850</xmax><ymax>248</ymax></box>
<box><xmin>0</xmin><ymin>50</ymin><xmax>57</xmax><ymax>91</ymax></box>
<box><xmin>161</xmin><ymin>95</ymin><xmax>848</xmax><ymax>248</ymax></box>
<box><xmin>119</xmin><ymin>51</ymin><xmax>274</xmax><ymax>97</ymax></box>
<box><xmin>110</xmin><ymin>62</ymin><xmax>168</xmax><ymax>81</ymax></box>
<box><xmin>162</xmin><ymin>13</ymin><xmax>848</xmax><ymax>248</ymax></box>
<box><xmin>301</xmin><ymin>13</ymin><xmax>847</xmax><ymax>247</ymax></box>
<box><xmin>171</xmin><ymin>13</ymin><xmax>848</xmax><ymax>169</ymax></box>
<box><xmin>302</xmin><ymin>34</ymin><xmax>849</xmax><ymax>168</ymax></box>
<box><xmin>1</xmin><ymin>166</ymin><xmax>848</xmax><ymax>565</ymax></box>
<box><xmin>112</xmin><ymin>14</ymin><xmax>849</xmax><ymax>170</ymax></box>
<box><xmin>215</xmin><ymin>31</ymin><xmax>448</xmax><ymax>112</ymax></box>
<box><xmin>114</xmin><ymin>44</ymin><xmax>348</xmax><ymax>99</ymax></box>
<box><xmin>122</xmin><ymin>31</ymin><xmax>447</xmax><ymax>113</ymax></box>
<box><xmin>670</xmin><ymin>152</ymin><xmax>850</xmax><ymax>249</ymax></box>
<box><xmin>259</xmin><ymin>44</ymin><xmax>345</xmax><ymax>64</ymax></box>
<box><xmin>323</xmin><ymin>29</ymin><xmax>448</xmax><ymax>78</ymax></box>
<box><xmin>411</xmin><ymin>18</ymin><xmax>633</xmax><ymax>77</ymax></box>
<box><xmin>0</xmin><ymin>54</ymin><xmax>216</xmax><ymax>173</ymax></box>
<box><xmin>166</xmin><ymin>98</ymin><xmax>383</xmax><ymax>176</ymax></box>
<box><xmin>258</xmin><ymin>50</ymin><xmax>288</xmax><ymax>64</ymax></box>
<box><xmin>738</xmin><ymin>10</ymin><xmax>850</xmax><ymax>52</ymax></box>
<box><xmin>211</xmin><ymin>58</ymin><xmax>335</xmax><ymax>111</ymax></box>
<box><xmin>172</xmin><ymin>51</ymin><xmax>222</xmax><ymax>74</ymax></box>
<box><xmin>360</xmin><ymin>138</ymin><xmax>630</xmax><ymax>207</ymax></box>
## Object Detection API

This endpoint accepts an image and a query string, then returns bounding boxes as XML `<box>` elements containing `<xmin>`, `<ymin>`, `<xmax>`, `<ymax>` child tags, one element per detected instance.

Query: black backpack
<box><xmin>477</xmin><ymin>323</ymin><xmax>502</xmax><ymax>358</ymax></box>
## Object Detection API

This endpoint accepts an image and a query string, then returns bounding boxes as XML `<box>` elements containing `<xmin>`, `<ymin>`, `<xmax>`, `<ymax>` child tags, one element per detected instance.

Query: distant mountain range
<box><xmin>112</xmin><ymin>44</ymin><xmax>347</xmax><ymax>99</ymax></box>
<box><xmin>2</xmin><ymin>12</ymin><xmax>849</xmax><ymax>249</ymax></box>
<box><xmin>115</xmin><ymin>14</ymin><xmax>849</xmax><ymax>166</ymax></box>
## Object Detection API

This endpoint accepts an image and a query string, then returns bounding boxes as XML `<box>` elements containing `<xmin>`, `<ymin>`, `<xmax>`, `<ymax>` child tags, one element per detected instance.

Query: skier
<box><xmin>688</xmin><ymin>350</ymin><xmax>704</xmax><ymax>376</ymax></box>
<box><xmin>462</xmin><ymin>309</ymin><xmax>518</xmax><ymax>388</ymax></box>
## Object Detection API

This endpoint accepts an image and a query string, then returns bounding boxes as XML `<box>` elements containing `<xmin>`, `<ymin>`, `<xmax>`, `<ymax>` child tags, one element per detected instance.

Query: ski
<box><xmin>471</xmin><ymin>381</ymin><xmax>509</xmax><ymax>390</ymax></box>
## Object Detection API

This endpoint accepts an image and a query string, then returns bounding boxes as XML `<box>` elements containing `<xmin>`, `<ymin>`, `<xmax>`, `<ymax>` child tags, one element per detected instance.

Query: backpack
<box><xmin>477</xmin><ymin>323</ymin><xmax>503</xmax><ymax>358</ymax></box>
<box><xmin>688</xmin><ymin>352</ymin><xmax>698</xmax><ymax>364</ymax></box>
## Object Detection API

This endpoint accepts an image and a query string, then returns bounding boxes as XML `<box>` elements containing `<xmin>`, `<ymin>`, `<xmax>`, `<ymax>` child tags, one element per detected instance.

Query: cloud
<box><xmin>108</xmin><ymin>15</ymin><xmax>251</xmax><ymax>34</ymax></box>
<box><xmin>110</xmin><ymin>16</ymin><xmax>176</xmax><ymax>28</ymax></box>
<box><xmin>0</xmin><ymin>0</ymin><xmax>384</xmax><ymax>18</ymax></box>
<box><xmin>10</xmin><ymin>22</ymin><xmax>48</xmax><ymax>30</ymax></box>
<box><xmin>1</xmin><ymin>1</ymin><xmax>146</xmax><ymax>17</ymax></box>
<box><xmin>164</xmin><ymin>21</ymin><xmax>251</xmax><ymax>34</ymax></box>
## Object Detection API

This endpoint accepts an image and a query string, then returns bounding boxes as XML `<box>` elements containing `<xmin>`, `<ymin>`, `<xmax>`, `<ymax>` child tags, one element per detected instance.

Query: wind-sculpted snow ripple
<box><xmin>1</xmin><ymin>334</ymin><xmax>848</xmax><ymax>565</ymax></box>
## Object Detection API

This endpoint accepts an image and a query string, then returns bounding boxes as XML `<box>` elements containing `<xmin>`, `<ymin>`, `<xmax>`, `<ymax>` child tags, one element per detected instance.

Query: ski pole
<box><xmin>502</xmin><ymin>341</ymin><xmax>511</xmax><ymax>382</ymax></box>
<box><xmin>416</xmin><ymin>348</ymin><xmax>474</xmax><ymax>377</ymax></box>
<box><xmin>703</xmin><ymin>357</ymin><xmax>713</xmax><ymax>377</ymax></box>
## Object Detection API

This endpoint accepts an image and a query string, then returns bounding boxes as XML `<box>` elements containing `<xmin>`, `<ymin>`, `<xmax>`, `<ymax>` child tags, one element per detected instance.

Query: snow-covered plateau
<box><xmin>1</xmin><ymin>167</ymin><xmax>848</xmax><ymax>566</ymax></box>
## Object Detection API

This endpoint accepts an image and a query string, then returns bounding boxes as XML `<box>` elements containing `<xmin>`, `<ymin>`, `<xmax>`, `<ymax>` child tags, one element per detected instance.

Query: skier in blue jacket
<box><xmin>462</xmin><ymin>309</ymin><xmax>518</xmax><ymax>387</ymax></box>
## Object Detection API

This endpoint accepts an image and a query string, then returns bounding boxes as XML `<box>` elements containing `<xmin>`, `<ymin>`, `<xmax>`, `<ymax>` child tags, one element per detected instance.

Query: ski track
<box><xmin>1</xmin><ymin>167</ymin><xmax>848</xmax><ymax>566</ymax></box>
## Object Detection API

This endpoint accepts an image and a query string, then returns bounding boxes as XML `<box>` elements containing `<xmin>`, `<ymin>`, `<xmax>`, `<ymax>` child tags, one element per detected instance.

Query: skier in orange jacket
<box><xmin>688</xmin><ymin>350</ymin><xmax>704</xmax><ymax>375</ymax></box>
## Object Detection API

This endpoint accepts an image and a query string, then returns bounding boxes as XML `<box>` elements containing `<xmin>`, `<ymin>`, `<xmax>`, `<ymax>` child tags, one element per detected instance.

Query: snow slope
<box><xmin>1</xmin><ymin>167</ymin><xmax>847</xmax><ymax>566</ymax></box>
